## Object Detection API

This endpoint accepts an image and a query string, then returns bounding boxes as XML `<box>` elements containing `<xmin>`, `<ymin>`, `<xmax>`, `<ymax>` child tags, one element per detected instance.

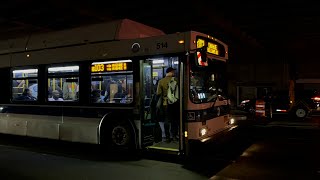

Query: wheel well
<box><xmin>98</xmin><ymin>112</ymin><xmax>137</xmax><ymax>147</ymax></box>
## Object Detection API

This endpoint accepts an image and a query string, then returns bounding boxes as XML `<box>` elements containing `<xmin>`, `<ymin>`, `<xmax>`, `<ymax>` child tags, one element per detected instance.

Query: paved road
<box><xmin>0</xmin><ymin>143</ymin><xmax>206</xmax><ymax>180</ymax></box>
<box><xmin>0</xmin><ymin>117</ymin><xmax>319</xmax><ymax>180</ymax></box>
<box><xmin>211</xmin><ymin>118</ymin><xmax>320</xmax><ymax>179</ymax></box>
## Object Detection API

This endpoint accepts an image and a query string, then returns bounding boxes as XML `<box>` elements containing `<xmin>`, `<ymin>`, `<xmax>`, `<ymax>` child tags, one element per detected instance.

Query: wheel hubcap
<box><xmin>296</xmin><ymin>109</ymin><xmax>306</xmax><ymax>118</ymax></box>
<box><xmin>112</xmin><ymin>126</ymin><xmax>128</xmax><ymax>146</ymax></box>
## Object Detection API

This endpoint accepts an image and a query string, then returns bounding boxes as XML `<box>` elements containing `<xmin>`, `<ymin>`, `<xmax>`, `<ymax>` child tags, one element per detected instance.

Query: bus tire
<box><xmin>109</xmin><ymin>121</ymin><xmax>134</xmax><ymax>149</ymax></box>
<box><xmin>294</xmin><ymin>106</ymin><xmax>308</xmax><ymax>120</ymax></box>
<box><xmin>103</xmin><ymin>119</ymin><xmax>135</xmax><ymax>150</ymax></box>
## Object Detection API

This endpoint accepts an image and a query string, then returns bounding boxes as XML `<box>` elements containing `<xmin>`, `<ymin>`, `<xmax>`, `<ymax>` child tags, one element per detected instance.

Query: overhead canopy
<box><xmin>115</xmin><ymin>19</ymin><xmax>165</xmax><ymax>39</ymax></box>
<box><xmin>0</xmin><ymin>19</ymin><xmax>165</xmax><ymax>54</ymax></box>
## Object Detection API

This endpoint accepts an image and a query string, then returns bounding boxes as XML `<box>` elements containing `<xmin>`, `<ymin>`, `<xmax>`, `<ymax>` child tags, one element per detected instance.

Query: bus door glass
<box><xmin>140</xmin><ymin>60</ymin><xmax>154</xmax><ymax>147</ymax></box>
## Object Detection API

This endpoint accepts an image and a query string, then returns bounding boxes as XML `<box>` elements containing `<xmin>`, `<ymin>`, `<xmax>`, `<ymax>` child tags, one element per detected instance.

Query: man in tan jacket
<box><xmin>156</xmin><ymin>67</ymin><xmax>179</xmax><ymax>142</ymax></box>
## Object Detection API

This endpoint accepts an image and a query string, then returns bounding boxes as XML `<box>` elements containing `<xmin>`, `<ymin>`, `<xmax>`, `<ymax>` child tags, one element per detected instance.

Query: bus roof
<box><xmin>0</xmin><ymin>19</ymin><xmax>165</xmax><ymax>54</ymax></box>
<box><xmin>0</xmin><ymin>19</ymin><xmax>228</xmax><ymax>68</ymax></box>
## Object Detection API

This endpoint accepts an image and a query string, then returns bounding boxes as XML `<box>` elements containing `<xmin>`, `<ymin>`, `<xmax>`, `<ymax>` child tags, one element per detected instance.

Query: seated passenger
<box><xmin>48</xmin><ymin>86</ymin><xmax>63</xmax><ymax>99</ymax></box>
<box><xmin>91</xmin><ymin>89</ymin><xmax>103</xmax><ymax>103</ymax></box>
<box><xmin>114</xmin><ymin>85</ymin><xmax>126</xmax><ymax>103</ymax></box>
<box><xmin>15</xmin><ymin>88</ymin><xmax>37</xmax><ymax>101</ymax></box>
<box><xmin>120</xmin><ymin>94</ymin><xmax>132</xmax><ymax>104</ymax></box>
<box><xmin>48</xmin><ymin>90</ymin><xmax>64</xmax><ymax>101</ymax></box>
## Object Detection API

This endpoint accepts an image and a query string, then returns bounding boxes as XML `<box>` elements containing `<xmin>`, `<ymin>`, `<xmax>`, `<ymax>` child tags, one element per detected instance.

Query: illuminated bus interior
<box><xmin>143</xmin><ymin>56</ymin><xmax>180</xmax><ymax>152</ymax></box>
<box><xmin>48</xmin><ymin>65</ymin><xmax>79</xmax><ymax>102</ymax></box>
<box><xmin>12</xmin><ymin>69</ymin><xmax>38</xmax><ymax>101</ymax></box>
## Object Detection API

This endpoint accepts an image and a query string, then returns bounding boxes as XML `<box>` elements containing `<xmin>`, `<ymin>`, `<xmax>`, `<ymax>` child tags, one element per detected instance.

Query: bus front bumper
<box><xmin>188</xmin><ymin>124</ymin><xmax>238</xmax><ymax>145</ymax></box>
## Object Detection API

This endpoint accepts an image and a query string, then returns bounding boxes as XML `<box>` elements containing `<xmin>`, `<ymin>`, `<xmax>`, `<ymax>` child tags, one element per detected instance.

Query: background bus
<box><xmin>0</xmin><ymin>19</ymin><xmax>234</xmax><ymax>157</ymax></box>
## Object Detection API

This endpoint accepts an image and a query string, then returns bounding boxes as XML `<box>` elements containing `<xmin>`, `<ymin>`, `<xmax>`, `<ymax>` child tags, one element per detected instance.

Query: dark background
<box><xmin>0</xmin><ymin>1</ymin><xmax>318</xmax><ymax>74</ymax></box>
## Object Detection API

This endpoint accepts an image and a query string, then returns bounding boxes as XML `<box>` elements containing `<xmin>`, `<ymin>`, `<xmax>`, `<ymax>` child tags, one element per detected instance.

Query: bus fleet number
<box><xmin>156</xmin><ymin>42</ymin><xmax>168</xmax><ymax>49</ymax></box>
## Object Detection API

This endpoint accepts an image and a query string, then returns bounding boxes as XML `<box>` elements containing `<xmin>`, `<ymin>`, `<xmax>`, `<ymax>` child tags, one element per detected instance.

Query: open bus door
<box><xmin>140</xmin><ymin>58</ymin><xmax>181</xmax><ymax>154</ymax></box>
<box><xmin>140</xmin><ymin>60</ymin><xmax>155</xmax><ymax>147</ymax></box>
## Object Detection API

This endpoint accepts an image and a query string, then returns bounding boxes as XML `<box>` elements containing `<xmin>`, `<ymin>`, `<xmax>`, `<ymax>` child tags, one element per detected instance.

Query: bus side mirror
<box><xmin>195</xmin><ymin>46</ymin><xmax>207</xmax><ymax>65</ymax></box>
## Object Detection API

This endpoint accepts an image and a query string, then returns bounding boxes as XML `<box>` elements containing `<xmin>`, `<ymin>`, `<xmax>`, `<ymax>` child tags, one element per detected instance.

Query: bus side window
<box><xmin>47</xmin><ymin>65</ymin><xmax>79</xmax><ymax>102</ymax></box>
<box><xmin>90</xmin><ymin>74</ymin><xmax>133</xmax><ymax>104</ymax></box>
<box><xmin>12</xmin><ymin>68</ymin><xmax>38</xmax><ymax>102</ymax></box>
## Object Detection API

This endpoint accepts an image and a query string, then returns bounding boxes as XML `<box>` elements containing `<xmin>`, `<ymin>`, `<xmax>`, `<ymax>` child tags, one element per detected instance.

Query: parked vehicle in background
<box><xmin>239</xmin><ymin>99</ymin><xmax>255</xmax><ymax>114</ymax></box>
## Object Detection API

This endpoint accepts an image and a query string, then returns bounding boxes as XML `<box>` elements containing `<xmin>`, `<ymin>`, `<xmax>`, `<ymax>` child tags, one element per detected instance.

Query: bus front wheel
<box><xmin>110</xmin><ymin>121</ymin><xmax>134</xmax><ymax>149</ymax></box>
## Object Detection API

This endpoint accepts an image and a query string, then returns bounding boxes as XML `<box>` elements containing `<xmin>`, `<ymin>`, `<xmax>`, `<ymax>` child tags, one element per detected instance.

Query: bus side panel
<box><xmin>0</xmin><ymin>105</ymin><xmax>134</xmax><ymax>144</ymax></box>
<box><xmin>27</xmin><ymin>119</ymin><xmax>60</xmax><ymax>139</ymax></box>
<box><xmin>1</xmin><ymin>105</ymin><xmax>63</xmax><ymax>138</ymax></box>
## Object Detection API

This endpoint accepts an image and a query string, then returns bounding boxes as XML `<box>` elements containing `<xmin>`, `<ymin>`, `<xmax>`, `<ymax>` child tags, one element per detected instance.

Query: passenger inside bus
<box><xmin>156</xmin><ymin>67</ymin><xmax>179</xmax><ymax>142</ymax></box>
<box><xmin>114</xmin><ymin>84</ymin><xmax>127</xmax><ymax>103</ymax></box>
<box><xmin>62</xmin><ymin>82</ymin><xmax>79</xmax><ymax>101</ymax></box>
<box><xmin>90</xmin><ymin>75</ymin><xmax>133</xmax><ymax>104</ymax></box>
<box><xmin>14</xmin><ymin>88</ymin><xmax>37</xmax><ymax>101</ymax></box>
<box><xmin>91</xmin><ymin>89</ymin><xmax>104</xmax><ymax>103</ymax></box>
<box><xmin>48</xmin><ymin>90</ymin><xmax>64</xmax><ymax>101</ymax></box>
<box><xmin>48</xmin><ymin>86</ymin><xmax>63</xmax><ymax>99</ymax></box>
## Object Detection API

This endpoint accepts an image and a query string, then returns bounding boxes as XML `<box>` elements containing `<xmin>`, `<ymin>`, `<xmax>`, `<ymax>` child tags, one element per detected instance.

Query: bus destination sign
<box><xmin>196</xmin><ymin>36</ymin><xmax>225</xmax><ymax>57</ymax></box>
<box><xmin>91</xmin><ymin>62</ymin><xmax>132</xmax><ymax>73</ymax></box>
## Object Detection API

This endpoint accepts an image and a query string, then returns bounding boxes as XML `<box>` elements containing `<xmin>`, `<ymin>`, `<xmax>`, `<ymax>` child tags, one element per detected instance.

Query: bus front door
<box><xmin>140</xmin><ymin>59</ymin><xmax>181</xmax><ymax>153</ymax></box>
<box><xmin>140</xmin><ymin>60</ymin><xmax>156</xmax><ymax>147</ymax></box>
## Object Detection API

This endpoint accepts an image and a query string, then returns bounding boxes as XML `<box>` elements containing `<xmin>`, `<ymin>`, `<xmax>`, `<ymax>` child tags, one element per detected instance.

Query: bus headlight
<box><xmin>199</xmin><ymin>127</ymin><xmax>208</xmax><ymax>137</ymax></box>
<box><xmin>229</xmin><ymin>118</ymin><xmax>235</xmax><ymax>125</ymax></box>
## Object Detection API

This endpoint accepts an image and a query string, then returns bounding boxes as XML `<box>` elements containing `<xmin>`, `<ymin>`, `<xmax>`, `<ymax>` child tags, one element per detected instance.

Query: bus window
<box><xmin>12</xmin><ymin>68</ymin><xmax>38</xmax><ymax>101</ymax></box>
<box><xmin>90</xmin><ymin>60</ymin><xmax>133</xmax><ymax>104</ymax></box>
<box><xmin>47</xmin><ymin>65</ymin><xmax>79</xmax><ymax>102</ymax></box>
<box><xmin>91</xmin><ymin>74</ymin><xmax>133</xmax><ymax>104</ymax></box>
<box><xmin>190</xmin><ymin>58</ymin><xmax>227</xmax><ymax>103</ymax></box>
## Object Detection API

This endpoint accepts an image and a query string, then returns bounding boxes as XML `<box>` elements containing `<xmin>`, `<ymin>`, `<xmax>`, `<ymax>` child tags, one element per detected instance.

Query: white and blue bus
<box><xmin>0</xmin><ymin>19</ymin><xmax>234</xmax><ymax>156</ymax></box>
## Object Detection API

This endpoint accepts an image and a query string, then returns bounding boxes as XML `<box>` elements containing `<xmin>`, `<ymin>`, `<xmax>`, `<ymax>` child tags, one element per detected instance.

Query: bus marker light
<box><xmin>184</xmin><ymin>131</ymin><xmax>188</xmax><ymax>138</ymax></box>
<box><xmin>178</xmin><ymin>40</ymin><xmax>184</xmax><ymax>44</ymax></box>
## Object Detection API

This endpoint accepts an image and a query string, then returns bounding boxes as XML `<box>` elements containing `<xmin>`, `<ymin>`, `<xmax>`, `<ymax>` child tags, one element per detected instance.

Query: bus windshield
<box><xmin>189</xmin><ymin>57</ymin><xmax>227</xmax><ymax>104</ymax></box>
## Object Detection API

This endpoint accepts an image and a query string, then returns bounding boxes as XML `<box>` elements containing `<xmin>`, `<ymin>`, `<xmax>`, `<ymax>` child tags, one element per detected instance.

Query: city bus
<box><xmin>0</xmin><ymin>19</ymin><xmax>234</xmax><ymax>157</ymax></box>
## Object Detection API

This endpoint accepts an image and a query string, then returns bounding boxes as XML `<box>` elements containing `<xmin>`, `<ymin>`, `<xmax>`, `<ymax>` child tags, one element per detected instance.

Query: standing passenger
<box><xmin>156</xmin><ymin>67</ymin><xmax>179</xmax><ymax>142</ymax></box>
